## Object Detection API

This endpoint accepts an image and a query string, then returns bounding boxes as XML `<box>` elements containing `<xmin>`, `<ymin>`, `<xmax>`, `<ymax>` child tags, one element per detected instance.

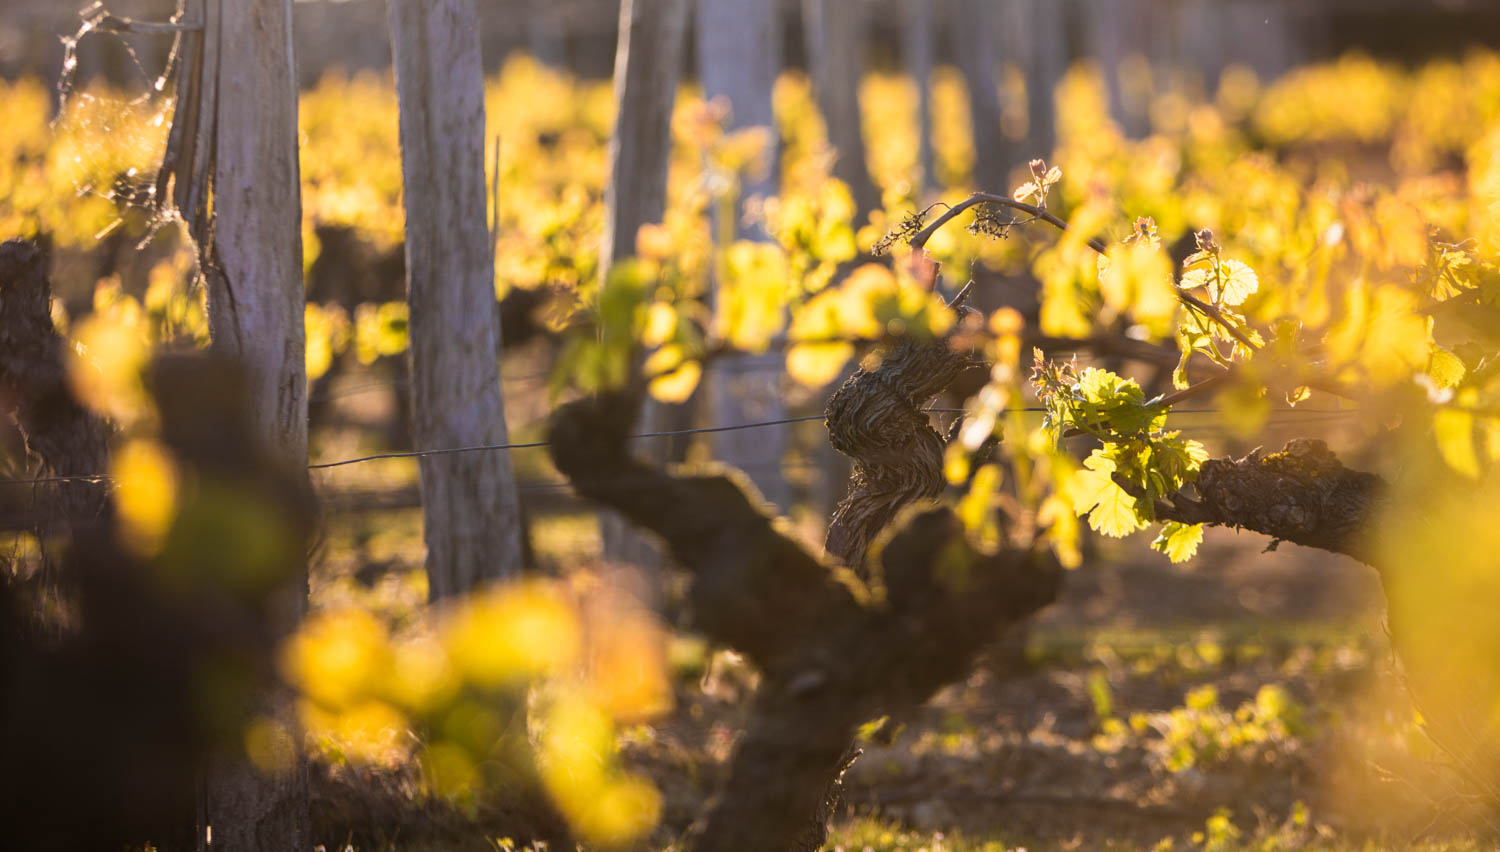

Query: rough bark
<box><xmin>802</xmin><ymin>0</ymin><xmax>881</xmax><ymax>222</ymax></box>
<box><xmin>192</xmin><ymin>0</ymin><xmax>312</xmax><ymax>845</ymax></box>
<box><xmin>205</xmin><ymin>0</ymin><xmax>308</xmax><ymax>467</ymax></box>
<box><xmin>1127</xmin><ymin>438</ymin><xmax>1386</xmax><ymax>564</ymax></box>
<box><xmin>598</xmin><ymin>0</ymin><xmax>690</xmax><ymax>569</ymax></box>
<box><xmin>549</xmin><ymin>390</ymin><xmax>1059</xmax><ymax>851</ymax></box>
<box><xmin>697</xmin><ymin>0</ymin><xmax>789</xmax><ymax>511</ymax></box>
<box><xmin>388</xmin><ymin>0</ymin><xmax>527</xmax><ymax>598</ymax></box>
<box><xmin>0</xmin><ymin>239</ymin><xmax>111</xmax><ymax>526</ymax></box>
<box><xmin>824</xmin><ymin>337</ymin><xmax>978</xmax><ymax>571</ymax></box>
<box><xmin>549</xmin><ymin>311</ymin><xmax>1056</xmax><ymax>850</ymax></box>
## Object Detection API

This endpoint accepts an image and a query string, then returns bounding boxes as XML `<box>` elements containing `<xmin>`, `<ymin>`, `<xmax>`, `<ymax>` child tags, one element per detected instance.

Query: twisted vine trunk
<box><xmin>548</xmin><ymin>332</ymin><xmax>1057</xmax><ymax>850</ymax></box>
<box><xmin>824</xmin><ymin>337</ymin><xmax>974</xmax><ymax>571</ymax></box>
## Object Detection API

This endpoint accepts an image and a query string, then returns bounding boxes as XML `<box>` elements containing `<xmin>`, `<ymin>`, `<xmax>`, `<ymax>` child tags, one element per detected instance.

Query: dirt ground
<box><xmin>610</xmin><ymin>527</ymin><xmax>1431</xmax><ymax>850</ymax></box>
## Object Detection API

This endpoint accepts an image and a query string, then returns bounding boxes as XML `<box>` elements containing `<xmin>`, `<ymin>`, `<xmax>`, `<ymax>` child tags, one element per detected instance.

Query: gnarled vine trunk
<box><xmin>548</xmin><ymin>330</ymin><xmax>1057</xmax><ymax>850</ymax></box>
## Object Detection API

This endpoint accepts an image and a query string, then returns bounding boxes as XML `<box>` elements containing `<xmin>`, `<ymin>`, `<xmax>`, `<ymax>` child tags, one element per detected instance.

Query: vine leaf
<box><xmin>788</xmin><ymin>341</ymin><xmax>853</xmax><ymax>388</ymax></box>
<box><xmin>1072</xmin><ymin>450</ymin><xmax>1149</xmax><ymax>538</ymax></box>
<box><xmin>1152</xmin><ymin>521</ymin><xmax>1205</xmax><ymax>563</ymax></box>
<box><xmin>1433</xmin><ymin>406</ymin><xmax>1481</xmax><ymax>478</ymax></box>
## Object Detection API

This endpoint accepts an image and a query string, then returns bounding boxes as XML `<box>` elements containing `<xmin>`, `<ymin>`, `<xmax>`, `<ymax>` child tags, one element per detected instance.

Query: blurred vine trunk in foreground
<box><xmin>389</xmin><ymin>0</ymin><xmax>527</xmax><ymax>596</ymax></box>
<box><xmin>697</xmin><ymin>0</ymin><xmax>790</xmax><ymax>512</ymax></box>
<box><xmin>0</xmin><ymin>241</ymin><xmax>314</xmax><ymax>852</ymax></box>
<box><xmin>598</xmin><ymin>0</ymin><xmax>690</xmax><ymax>572</ymax></box>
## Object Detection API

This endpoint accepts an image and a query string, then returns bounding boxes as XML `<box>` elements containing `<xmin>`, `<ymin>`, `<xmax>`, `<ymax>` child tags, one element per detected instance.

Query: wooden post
<box><xmin>951</xmin><ymin>0</ymin><xmax>1011</xmax><ymax>193</ymax></box>
<box><xmin>697</xmin><ymin>0</ymin><xmax>788</xmax><ymax>511</ymax></box>
<box><xmin>598</xmin><ymin>0</ymin><xmax>690</xmax><ymax>568</ymax></box>
<box><xmin>900</xmin><ymin>0</ymin><xmax>938</xmax><ymax>194</ymax></box>
<box><xmin>197</xmin><ymin>0</ymin><xmax>311</xmax><ymax>846</ymax></box>
<box><xmin>388</xmin><ymin>0</ymin><xmax>527</xmax><ymax>598</ymax></box>
<box><xmin>802</xmin><ymin>0</ymin><xmax>881</xmax><ymax>222</ymax></box>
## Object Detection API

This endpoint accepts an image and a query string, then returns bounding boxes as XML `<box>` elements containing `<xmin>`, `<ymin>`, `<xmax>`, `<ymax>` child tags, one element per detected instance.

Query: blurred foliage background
<box><xmin>6</xmin><ymin>1</ymin><xmax>1500</xmax><ymax>849</ymax></box>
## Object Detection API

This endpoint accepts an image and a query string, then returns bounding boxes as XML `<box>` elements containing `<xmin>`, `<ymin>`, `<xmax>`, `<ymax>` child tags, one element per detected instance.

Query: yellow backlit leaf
<box><xmin>282</xmin><ymin>608</ymin><xmax>392</xmax><ymax>709</ymax></box>
<box><xmin>298</xmin><ymin>697</ymin><xmax>412</xmax><ymax>767</ymax></box>
<box><xmin>67</xmin><ymin>313</ymin><xmax>150</xmax><ymax>423</ymax></box>
<box><xmin>1099</xmin><ymin>241</ymin><xmax>1175</xmax><ymax>336</ymax></box>
<box><xmin>112</xmin><ymin>439</ymin><xmax>179</xmax><ymax>557</ymax></box>
<box><xmin>1428</xmin><ymin>345</ymin><xmax>1467</xmax><ymax>389</ymax></box>
<box><xmin>641</xmin><ymin>302</ymin><xmax>677</xmax><ymax>348</ymax></box>
<box><xmin>989</xmin><ymin>307</ymin><xmax>1024</xmax><ymax>337</ymax></box>
<box><xmin>634</xmin><ymin>222</ymin><xmax>673</xmax><ymax>260</ymax></box>
<box><xmin>957</xmin><ymin>463</ymin><xmax>1002</xmax><ymax>550</ymax></box>
<box><xmin>1363</xmin><ymin>285</ymin><xmax>1431</xmax><ymax>384</ymax></box>
<box><xmin>643</xmin><ymin>342</ymin><xmax>685</xmax><ymax>378</ymax></box>
<box><xmin>943</xmin><ymin>443</ymin><xmax>971</xmax><ymax>485</ymax></box>
<box><xmin>354</xmin><ymin>301</ymin><xmax>410</xmax><ymax>365</ymax></box>
<box><xmin>1037</xmin><ymin>494</ymin><xmax>1082</xmax><ymax>569</ymax></box>
<box><xmin>787</xmin><ymin>341</ymin><xmax>853</xmax><ymax>387</ymax></box>
<box><xmin>386</xmin><ymin>634</ymin><xmax>458</xmax><ymax>712</ymax></box>
<box><xmin>647</xmin><ymin>359</ymin><xmax>701</xmax><ymax>403</ymax></box>
<box><xmin>1434</xmin><ymin>407</ymin><xmax>1480</xmax><ymax>478</ymax></box>
<box><xmin>1071</xmin><ymin>452</ymin><xmax>1147</xmax><ymax>538</ymax></box>
<box><xmin>717</xmin><ymin>241</ymin><xmax>788</xmax><ymax>353</ymax></box>
<box><xmin>1151</xmin><ymin>522</ymin><xmax>1205</xmax><ymax>563</ymax></box>
<box><xmin>304</xmin><ymin>303</ymin><xmax>350</xmax><ymax>382</ymax></box>
<box><xmin>443</xmin><ymin>581</ymin><xmax>581</xmax><ymax>687</ymax></box>
<box><xmin>587</xmin><ymin>610</ymin><xmax>673</xmax><ymax>722</ymax></box>
<box><xmin>1214</xmin><ymin>260</ymin><xmax>1259</xmax><ymax>306</ymax></box>
<box><xmin>574</xmin><ymin>775</ymin><xmax>662</xmax><ymax>846</ymax></box>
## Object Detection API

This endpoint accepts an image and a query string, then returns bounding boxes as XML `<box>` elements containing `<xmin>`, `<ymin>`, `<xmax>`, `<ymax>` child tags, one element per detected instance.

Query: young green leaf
<box><xmin>1152</xmin><ymin>522</ymin><xmax>1205</xmax><ymax>563</ymax></box>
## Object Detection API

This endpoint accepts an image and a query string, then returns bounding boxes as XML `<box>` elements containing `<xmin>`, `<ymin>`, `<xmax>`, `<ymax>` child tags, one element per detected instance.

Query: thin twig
<box><xmin>1177</xmin><ymin>288</ymin><xmax>1261</xmax><ymax>353</ymax></box>
<box><xmin>909</xmin><ymin>193</ymin><xmax>1107</xmax><ymax>254</ymax></box>
<box><xmin>910</xmin><ymin>192</ymin><xmax>1260</xmax><ymax>352</ymax></box>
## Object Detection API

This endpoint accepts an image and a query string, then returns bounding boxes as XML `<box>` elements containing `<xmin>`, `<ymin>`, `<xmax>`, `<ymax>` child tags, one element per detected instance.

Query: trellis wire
<box><xmin>0</xmin><ymin>406</ymin><xmax>1362</xmax><ymax>486</ymax></box>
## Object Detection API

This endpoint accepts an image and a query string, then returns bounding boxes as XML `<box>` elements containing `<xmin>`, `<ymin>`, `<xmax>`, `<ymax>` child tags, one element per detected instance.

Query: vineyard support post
<box><xmin>389</xmin><ymin>0</ymin><xmax>528</xmax><ymax>597</ymax></box>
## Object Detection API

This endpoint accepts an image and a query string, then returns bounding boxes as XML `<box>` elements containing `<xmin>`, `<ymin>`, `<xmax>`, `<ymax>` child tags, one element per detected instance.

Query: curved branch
<box><xmin>908</xmin><ymin>192</ymin><xmax>1260</xmax><ymax>353</ymax></box>
<box><xmin>1118</xmin><ymin>438</ymin><xmax>1385</xmax><ymax>564</ymax></box>
<box><xmin>909</xmin><ymin>192</ymin><xmax>1107</xmax><ymax>254</ymax></box>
